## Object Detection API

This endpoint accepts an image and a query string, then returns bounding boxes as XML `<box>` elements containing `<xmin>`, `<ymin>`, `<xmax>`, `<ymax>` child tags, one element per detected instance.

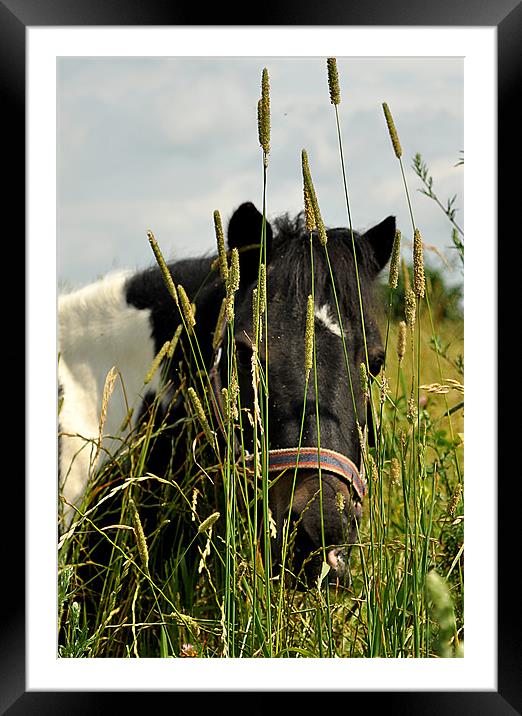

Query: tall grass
<box><xmin>58</xmin><ymin>60</ymin><xmax>464</xmax><ymax>659</ymax></box>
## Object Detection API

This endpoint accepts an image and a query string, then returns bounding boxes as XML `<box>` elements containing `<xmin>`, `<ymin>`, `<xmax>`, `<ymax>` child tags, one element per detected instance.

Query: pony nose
<box><xmin>327</xmin><ymin>547</ymin><xmax>344</xmax><ymax>571</ymax></box>
<box><xmin>326</xmin><ymin>546</ymin><xmax>351</xmax><ymax>585</ymax></box>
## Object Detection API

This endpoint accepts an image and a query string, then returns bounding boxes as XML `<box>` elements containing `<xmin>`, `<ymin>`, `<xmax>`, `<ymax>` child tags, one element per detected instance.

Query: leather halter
<box><xmin>207</xmin><ymin>329</ymin><xmax>366</xmax><ymax>504</ymax></box>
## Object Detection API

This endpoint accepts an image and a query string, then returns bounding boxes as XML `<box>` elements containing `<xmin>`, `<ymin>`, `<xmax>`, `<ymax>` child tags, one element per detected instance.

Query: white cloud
<box><xmin>57</xmin><ymin>56</ymin><xmax>463</xmax><ymax>288</ymax></box>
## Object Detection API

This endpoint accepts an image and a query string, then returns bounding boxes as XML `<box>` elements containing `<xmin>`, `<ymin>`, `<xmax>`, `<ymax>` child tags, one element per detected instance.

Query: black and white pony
<box><xmin>58</xmin><ymin>202</ymin><xmax>395</xmax><ymax>586</ymax></box>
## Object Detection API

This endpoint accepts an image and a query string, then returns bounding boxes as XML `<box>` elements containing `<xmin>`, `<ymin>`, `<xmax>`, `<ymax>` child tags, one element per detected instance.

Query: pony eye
<box><xmin>235</xmin><ymin>341</ymin><xmax>252</xmax><ymax>369</ymax></box>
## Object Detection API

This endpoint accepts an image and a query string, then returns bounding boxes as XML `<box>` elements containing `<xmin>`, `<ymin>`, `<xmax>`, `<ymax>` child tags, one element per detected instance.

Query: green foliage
<box><xmin>412</xmin><ymin>152</ymin><xmax>464</xmax><ymax>269</ymax></box>
<box><xmin>58</xmin><ymin>318</ymin><xmax>464</xmax><ymax>658</ymax></box>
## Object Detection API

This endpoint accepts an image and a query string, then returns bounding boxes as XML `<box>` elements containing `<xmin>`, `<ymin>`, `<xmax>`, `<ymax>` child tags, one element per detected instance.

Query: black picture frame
<box><xmin>4</xmin><ymin>0</ymin><xmax>519</xmax><ymax>712</ymax></box>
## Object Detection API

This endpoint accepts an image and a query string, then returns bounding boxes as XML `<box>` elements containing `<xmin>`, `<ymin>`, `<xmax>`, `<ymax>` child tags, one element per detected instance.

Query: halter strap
<box><xmin>262</xmin><ymin>446</ymin><xmax>366</xmax><ymax>502</ymax></box>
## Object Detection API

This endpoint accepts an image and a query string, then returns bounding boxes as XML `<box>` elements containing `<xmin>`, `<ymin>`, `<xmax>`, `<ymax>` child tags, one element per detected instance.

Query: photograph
<box><xmin>57</xmin><ymin>54</ymin><xmax>465</xmax><ymax>660</ymax></box>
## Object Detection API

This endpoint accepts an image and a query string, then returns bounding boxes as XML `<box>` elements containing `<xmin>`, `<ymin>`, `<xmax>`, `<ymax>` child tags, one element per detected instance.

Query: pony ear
<box><xmin>227</xmin><ymin>202</ymin><xmax>273</xmax><ymax>255</ymax></box>
<box><xmin>363</xmin><ymin>216</ymin><xmax>396</xmax><ymax>274</ymax></box>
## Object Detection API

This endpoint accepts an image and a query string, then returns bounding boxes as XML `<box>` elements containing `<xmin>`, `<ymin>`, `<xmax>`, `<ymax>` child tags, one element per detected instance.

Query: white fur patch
<box><xmin>58</xmin><ymin>271</ymin><xmax>161</xmax><ymax>527</ymax></box>
<box><xmin>314</xmin><ymin>303</ymin><xmax>343</xmax><ymax>338</ymax></box>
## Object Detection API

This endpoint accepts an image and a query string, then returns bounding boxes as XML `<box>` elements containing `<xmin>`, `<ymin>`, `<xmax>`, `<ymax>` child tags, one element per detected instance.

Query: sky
<box><xmin>57</xmin><ymin>56</ymin><xmax>463</xmax><ymax>291</ymax></box>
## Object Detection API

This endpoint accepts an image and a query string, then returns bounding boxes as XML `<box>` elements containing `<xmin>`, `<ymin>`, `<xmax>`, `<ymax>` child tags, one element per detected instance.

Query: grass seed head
<box><xmin>129</xmin><ymin>498</ymin><xmax>149</xmax><ymax>572</ymax></box>
<box><xmin>94</xmin><ymin>366</ymin><xmax>118</xmax><ymax>467</ymax></box>
<box><xmin>167</xmin><ymin>323</ymin><xmax>183</xmax><ymax>359</ymax></box>
<box><xmin>413</xmin><ymin>228</ymin><xmax>426</xmax><ymax>298</ymax></box>
<box><xmin>388</xmin><ymin>229</ymin><xmax>401</xmax><ymax>289</ymax></box>
<box><xmin>213</xmin><ymin>210</ymin><xmax>229</xmax><ymax>285</ymax></box>
<box><xmin>178</xmin><ymin>284</ymin><xmax>196</xmax><ymax>329</ymax></box>
<box><xmin>225</xmin><ymin>248</ymin><xmax>240</xmax><ymax>323</ymax></box>
<box><xmin>327</xmin><ymin>57</ymin><xmax>341</xmax><ymax>105</ymax></box>
<box><xmin>188</xmin><ymin>387</ymin><xmax>215</xmax><ymax>448</ymax></box>
<box><xmin>258</xmin><ymin>263</ymin><xmax>266</xmax><ymax>316</ymax></box>
<box><xmin>258</xmin><ymin>68</ymin><xmax>271</xmax><ymax>161</ymax></box>
<box><xmin>145</xmin><ymin>340</ymin><xmax>171</xmax><ymax>385</ymax></box>
<box><xmin>405</xmin><ymin>288</ymin><xmax>416</xmax><ymax>331</ymax></box>
<box><xmin>420</xmin><ymin>382</ymin><xmax>451</xmax><ymax>395</ymax></box>
<box><xmin>147</xmin><ymin>229</ymin><xmax>179</xmax><ymax>307</ymax></box>
<box><xmin>191</xmin><ymin>488</ymin><xmax>199</xmax><ymax>521</ymax></box>
<box><xmin>382</xmin><ymin>102</ymin><xmax>402</xmax><ymax>159</ymax></box>
<box><xmin>301</xmin><ymin>149</ymin><xmax>328</xmax><ymax>246</ymax></box>
<box><xmin>198</xmin><ymin>511</ymin><xmax>220</xmax><ymax>534</ymax></box>
<box><xmin>252</xmin><ymin>287</ymin><xmax>259</xmax><ymax>337</ymax></box>
<box><xmin>390</xmin><ymin>457</ymin><xmax>401</xmax><ymax>486</ymax></box>
<box><xmin>225</xmin><ymin>296</ymin><xmax>235</xmax><ymax>324</ymax></box>
<box><xmin>397</xmin><ymin>320</ymin><xmax>407</xmax><ymax>363</ymax></box>
<box><xmin>303</xmin><ymin>185</ymin><xmax>315</xmax><ymax>233</ymax></box>
<box><xmin>198</xmin><ymin>527</ymin><xmax>213</xmax><ymax>574</ymax></box>
<box><xmin>360</xmin><ymin>362</ymin><xmax>369</xmax><ymax>401</ymax></box>
<box><xmin>227</xmin><ymin>247</ymin><xmax>240</xmax><ymax>295</ymax></box>
<box><xmin>257</xmin><ymin>98</ymin><xmax>263</xmax><ymax>145</ymax></box>
<box><xmin>229</xmin><ymin>368</ymin><xmax>239</xmax><ymax>420</ymax></box>
<box><xmin>407</xmin><ymin>388</ymin><xmax>418</xmax><ymax>424</ymax></box>
<box><xmin>380</xmin><ymin>371</ymin><xmax>389</xmax><ymax>406</ymax></box>
<box><xmin>221</xmin><ymin>386</ymin><xmax>229</xmax><ymax>422</ymax></box>
<box><xmin>305</xmin><ymin>294</ymin><xmax>315</xmax><ymax>379</ymax></box>
<box><xmin>449</xmin><ymin>483</ymin><xmax>463</xmax><ymax>517</ymax></box>
<box><xmin>251</xmin><ymin>344</ymin><xmax>263</xmax><ymax>433</ymax></box>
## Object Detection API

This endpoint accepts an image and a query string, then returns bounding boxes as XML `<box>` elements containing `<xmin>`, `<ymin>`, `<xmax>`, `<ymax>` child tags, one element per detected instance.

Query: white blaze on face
<box><xmin>58</xmin><ymin>271</ymin><xmax>160</xmax><ymax>528</ymax></box>
<box><xmin>314</xmin><ymin>303</ymin><xmax>343</xmax><ymax>338</ymax></box>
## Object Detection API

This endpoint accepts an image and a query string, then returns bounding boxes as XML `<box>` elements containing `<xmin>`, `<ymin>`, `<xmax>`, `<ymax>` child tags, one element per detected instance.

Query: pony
<box><xmin>58</xmin><ymin>201</ymin><xmax>395</xmax><ymax>587</ymax></box>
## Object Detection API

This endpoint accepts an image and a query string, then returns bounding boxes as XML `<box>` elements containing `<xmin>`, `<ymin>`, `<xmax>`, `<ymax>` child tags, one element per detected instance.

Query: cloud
<box><xmin>57</xmin><ymin>56</ymin><xmax>463</xmax><ymax>289</ymax></box>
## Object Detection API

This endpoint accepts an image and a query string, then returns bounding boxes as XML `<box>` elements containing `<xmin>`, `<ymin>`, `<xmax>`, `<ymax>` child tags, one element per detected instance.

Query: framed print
<box><xmin>3</xmin><ymin>0</ymin><xmax>518</xmax><ymax>712</ymax></box>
